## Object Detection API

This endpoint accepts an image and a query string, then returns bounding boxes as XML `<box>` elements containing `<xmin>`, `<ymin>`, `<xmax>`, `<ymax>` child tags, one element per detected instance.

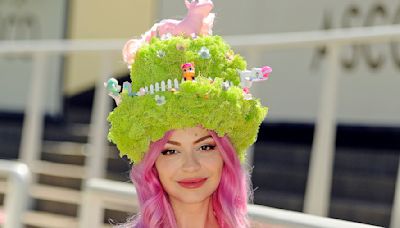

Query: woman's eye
<box><xmin>200</xmin><ymin>145</ymin><xmax>216</xmax><ymax>151</ymax></box>
<box><xmin>161</xmin><ymin>149</ymin><xmax>177</xmax><ymax>155</ymax></box>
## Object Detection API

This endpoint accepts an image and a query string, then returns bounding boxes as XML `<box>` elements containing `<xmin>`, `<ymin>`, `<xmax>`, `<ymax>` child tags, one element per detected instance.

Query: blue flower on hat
<box><xmin>156</xmin><ymin>50</ymin><xmax>166</xmax><ymax>58</ymax></box>
<box><xmin>160</xmin><ymin>33</ymin><xmax>172</xmax><ymax>40</ymax></box>
<box><xmin>155</xmin><ymin>95</ymin><xmax>166</xmax><ymax>105</ymax></box>
<box><xmin>221</xmin><ymin>81</ymin><xmax>230</xmax><ymax>91</ymax></box>
<box><xmin>198</xmin><ymin>46</ymin><xmax>211</xmax><ymax>59</ymax></box>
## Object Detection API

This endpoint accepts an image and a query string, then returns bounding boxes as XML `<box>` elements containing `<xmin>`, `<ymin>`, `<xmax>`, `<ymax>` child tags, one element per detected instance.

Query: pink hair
<box><xmin>117</xmin><ymin>129</ymin><xmax>251</xmax><ymax>228</ymax></box>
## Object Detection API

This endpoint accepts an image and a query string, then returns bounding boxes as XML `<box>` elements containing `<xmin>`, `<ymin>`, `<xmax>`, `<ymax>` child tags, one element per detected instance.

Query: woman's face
<box><xmin>155</xmin><ymin>126</ymin><xmax>224</xmax><ymax>204</ymax></box>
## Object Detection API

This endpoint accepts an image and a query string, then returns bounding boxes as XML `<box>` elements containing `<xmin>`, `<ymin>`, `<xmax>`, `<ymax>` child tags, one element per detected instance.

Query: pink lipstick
<box><xmin>178</xmin><ymin>178</ymin><xmax>207</xmax><ymax>189</ymax></box>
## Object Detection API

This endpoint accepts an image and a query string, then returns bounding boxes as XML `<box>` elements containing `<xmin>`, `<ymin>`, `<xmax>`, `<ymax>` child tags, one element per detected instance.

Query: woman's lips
<box><xmin>177</xmin><ymin>178</ymin><xmax>207</xmax><ymax>189</ymax></box>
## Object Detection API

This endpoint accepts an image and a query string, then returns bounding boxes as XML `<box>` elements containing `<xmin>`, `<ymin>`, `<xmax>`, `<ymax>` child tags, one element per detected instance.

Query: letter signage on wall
<box><xmin>0</xmin><ymin>0</ymin><xmax>67</xmax><ymax>116</ymax></box>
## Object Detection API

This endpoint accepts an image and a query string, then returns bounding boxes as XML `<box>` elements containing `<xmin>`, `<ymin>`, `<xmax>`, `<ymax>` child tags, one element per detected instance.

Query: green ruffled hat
<box><xmin>106</xmin><ymin>1</ymin><xmax>270</xmax><ymax>164</ymax></box>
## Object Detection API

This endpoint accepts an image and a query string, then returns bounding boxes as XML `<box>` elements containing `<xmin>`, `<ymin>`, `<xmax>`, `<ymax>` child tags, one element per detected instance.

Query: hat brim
<box><xmin>108</xmin><ymin>76</ymin><xmax>267</xmax><ymax>164</ymax></box>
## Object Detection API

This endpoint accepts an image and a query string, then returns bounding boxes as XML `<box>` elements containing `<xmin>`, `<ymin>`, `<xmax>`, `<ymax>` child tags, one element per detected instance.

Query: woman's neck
<box><xmin>169</xmin><ymin>196</ymin><xmax>219</xmax><ymax>228</ymax></box>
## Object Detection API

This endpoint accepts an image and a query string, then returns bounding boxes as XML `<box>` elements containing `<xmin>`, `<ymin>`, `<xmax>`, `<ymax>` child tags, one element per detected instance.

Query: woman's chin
<box><xmin>170</xmin><ymin>189</ymin><xmax>214</xmax><ymax>204</ymax></box>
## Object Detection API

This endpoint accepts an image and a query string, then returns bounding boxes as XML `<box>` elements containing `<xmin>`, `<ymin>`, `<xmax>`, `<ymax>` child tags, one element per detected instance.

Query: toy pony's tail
<box><xmin>142</xmin><ymin>22</ymin><xmax>160</xmax><ymax>43</ymax></box>
<box><xmin>122</xmin><ymin>22</ymin><xmax>160</xmax><ymax>66</ymax></box>
<box><xmin>122</xmin><ymin>38</ymin><xmax>141</xmax><ymax>66</ymax></box>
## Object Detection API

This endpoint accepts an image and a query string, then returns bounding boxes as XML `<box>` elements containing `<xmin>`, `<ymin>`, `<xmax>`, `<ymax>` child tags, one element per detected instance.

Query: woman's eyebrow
<box><xmin>193</xmin><ymin>135</ymin><xmax>212</xmax><ymax>144</ymax></box>
<box><xmin>166</xmin><ymin>140</ymin><xmax>181</xmax><ymax>146</ymax></box>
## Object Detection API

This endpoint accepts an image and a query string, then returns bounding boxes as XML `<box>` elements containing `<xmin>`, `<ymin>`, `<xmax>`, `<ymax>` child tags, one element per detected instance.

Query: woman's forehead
<box><xmin>169</xmin><ymin>126</ymin><xmax>210</xmax><ymax>140</ymax></box>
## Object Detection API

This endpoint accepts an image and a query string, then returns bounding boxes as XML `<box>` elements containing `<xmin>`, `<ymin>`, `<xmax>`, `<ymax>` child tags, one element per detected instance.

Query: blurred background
<box><xmin>0</xmin><ymin>0</ymin><xmax>399</xmax><ymax>227</ymax></box>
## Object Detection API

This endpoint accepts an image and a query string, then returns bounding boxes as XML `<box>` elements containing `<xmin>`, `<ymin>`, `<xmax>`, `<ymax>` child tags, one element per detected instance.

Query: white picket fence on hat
<box><xmin>138</xmin><ymin>78</ymin><xmax>234</xmax><ymax>96</ymax></box>
<box><xmin>0</xmin><ymin>25</ymin><xmax>400</xmax><ymax>227</ymax></box>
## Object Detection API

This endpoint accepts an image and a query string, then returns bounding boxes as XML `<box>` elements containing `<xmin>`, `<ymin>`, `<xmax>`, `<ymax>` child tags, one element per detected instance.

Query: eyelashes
<box><xmin>161</xmin><ymin>149</ymin><xmax>177</xmax><ymax>155</ymax></box>
<box><xmin>199</xmin><ymin>145</ymin><xmax>216</xmax><ymax>151</ymax></box>
<box><xmin>161</xmin><ymin>144</ymin><xmax>216</xmax><ymax>156</ymax></box>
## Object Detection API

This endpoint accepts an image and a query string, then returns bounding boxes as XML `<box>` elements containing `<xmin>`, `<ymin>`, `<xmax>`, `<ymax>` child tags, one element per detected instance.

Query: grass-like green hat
<box><xmin>106</xmin><ymin>1</ymin><xmax>270</xmax><ymax>164</ymax></box>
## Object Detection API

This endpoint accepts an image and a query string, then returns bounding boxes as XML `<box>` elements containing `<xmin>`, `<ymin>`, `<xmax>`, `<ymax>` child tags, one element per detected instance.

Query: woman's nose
<box><xmin>181</xmin><ymin>152</ymin><xmax>201</xmax><ymax>172</ymax></box>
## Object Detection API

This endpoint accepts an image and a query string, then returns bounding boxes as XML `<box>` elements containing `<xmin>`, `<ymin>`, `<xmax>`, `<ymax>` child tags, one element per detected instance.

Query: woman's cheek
<box><xmin>157</xmin><ymin>156</ymin><xmax>182</xmax><ymax>174</ymax></box>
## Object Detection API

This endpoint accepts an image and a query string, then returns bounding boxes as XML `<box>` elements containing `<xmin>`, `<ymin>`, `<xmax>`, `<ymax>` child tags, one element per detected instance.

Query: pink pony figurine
<box><xmin>238</xmin><ymin>66</ymin><xmax>272</xmax><ymax>94</ymax></box>
<box><xmin>123</xmin><ymin>0</ymin><xmax>215</xmax><ymax>66</ymax></box>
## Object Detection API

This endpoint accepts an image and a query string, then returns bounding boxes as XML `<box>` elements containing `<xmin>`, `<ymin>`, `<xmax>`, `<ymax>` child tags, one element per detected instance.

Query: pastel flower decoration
<box><xmin>198</xmin><ymin>46</ymin><xmax>211</xmax><ymax>59</ymax></box>
<box><xmin>225</xmin><ymin>50</ymin><xmax>234</xmax><ymax>62</ymax></box>
<box><xmin>156</xmin><ymin>50</ymin><xmax>166</xmax><ymax>58</ymax></box>
<box><xmin>155</xmin><ymin>95</ymin><xmax>166</xmax><ymax>105</ymax></box>
<box><xmin>243</xmin><ymin>93</ymin><xmax>253</xmax><ymax>100</ymax></box>
<box><xmin>190</xmin><ymin>33</ymin><xmax>198</xmax><ymax>39</ymax></box>
<box><xmin>221</xmin><ymin>81</ymin><xmax>230</xmax><ymax>91</ymax></box>
<box><xmin>137</xmin><ymin>88</ymin><xmax>146</xmax><ymax>96</ymax></box>
<box><xmin>176</xmin><ymin>43</ymin><xmax>186</xmax><ymax>51</ymax></box>
<box><xmin>160</xmin><ymin>33</ymin><xmax>172</xmax><ymax>40</ymax></box>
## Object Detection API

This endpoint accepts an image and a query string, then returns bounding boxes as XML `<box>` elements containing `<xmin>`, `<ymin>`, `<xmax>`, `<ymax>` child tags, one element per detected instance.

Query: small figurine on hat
<box><xmin>104</xmin><ymin>78</ymin><xmax>121</xmax><ymax>105</ymax></box>
<box><xmin>181</xmin><ymin>62</ymin><xmax>196</xmax><ymax>81</ymax></box>
<box><xmin>238</xmin><ymin>66</ymin><xmax>272</xmax><ymax>94</ymax></box>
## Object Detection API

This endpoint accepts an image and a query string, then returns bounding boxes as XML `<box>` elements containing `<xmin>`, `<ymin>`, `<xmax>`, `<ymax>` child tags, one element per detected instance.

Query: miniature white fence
<box><xmin>1</xmin><ymin>25</ymin><xmax>400</xmax><ymax>227</ymax></box>
<box><xmin>0</xmin><ymin>160</ymin><xmax>31</xmax><ymax>228</ymax></box>
<box><xmin>134</xmin><ymin>78</ymin><xmax>233</xmax><ymax>95</ymax></box>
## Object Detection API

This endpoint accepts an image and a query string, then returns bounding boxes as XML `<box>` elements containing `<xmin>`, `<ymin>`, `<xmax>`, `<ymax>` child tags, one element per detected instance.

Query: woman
<box><xmin>125</xmin><ymin>126</ymin><xmax>249</xmax><ymax>227</ymax></box>
<box><xmin>106</xmin><ymin>1</ymin><xmax>271</xmax><ymax>227</ymax></box>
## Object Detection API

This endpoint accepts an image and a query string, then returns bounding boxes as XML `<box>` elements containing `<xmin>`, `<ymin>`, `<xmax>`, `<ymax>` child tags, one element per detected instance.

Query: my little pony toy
<box><xmin>123</xmin><ymin>0</ymin><xmax>215</xmax><ymax>65</ymax></box>
<box><xmin>238</xmin><ymin>66</ymin><xmax>272</xmax><ymax>93</ymax></box>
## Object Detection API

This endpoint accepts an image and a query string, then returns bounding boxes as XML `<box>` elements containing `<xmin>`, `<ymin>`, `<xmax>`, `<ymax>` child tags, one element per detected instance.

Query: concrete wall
<box><xmin>0</xmin><ymin>0</ymin><xmax>67</xmax><ymax>115</ymax></box>
<box><xmin>64</xmin><ymin>0</ymin><xmax>156</xmax><ymax>96</ymax></box>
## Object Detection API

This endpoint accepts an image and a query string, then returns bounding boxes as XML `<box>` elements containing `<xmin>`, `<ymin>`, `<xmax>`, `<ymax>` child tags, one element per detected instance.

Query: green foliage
<box><xmin>108</xmin><ymin>35</ymin><xmax>268</xmax><ymax>164</ymax></box>
<box><xmin>130</xmin><ymin>36</ymin><xmax>246</xmax><ymax>92</ymax></box>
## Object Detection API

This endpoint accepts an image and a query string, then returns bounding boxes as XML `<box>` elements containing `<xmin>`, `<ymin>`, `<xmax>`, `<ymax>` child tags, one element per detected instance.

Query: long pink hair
<box><xmin>117</xmin><ymin>129</ymin><xmax>251</xmax><ymax>228</ymax></box>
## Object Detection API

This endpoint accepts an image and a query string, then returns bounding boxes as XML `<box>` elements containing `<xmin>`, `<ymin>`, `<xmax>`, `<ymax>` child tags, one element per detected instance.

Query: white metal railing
<box><xmin>1</xmin><ymin>25</ymin><xmax>400</xmax><ymax>227</ymax></box>
<box><xmin>79</xmin><ymin>178</ymin><xmax>138</xmax><ymax>228</ymax></box>
<box><xmin>79</xmin><ymin>178</ymin><xmax>382</xmax><ymax>228</ymax></box>
<box><xmin>0</xmin><ymin>160</ymin><xmax>31</xmax><ymax>228</ymax></box>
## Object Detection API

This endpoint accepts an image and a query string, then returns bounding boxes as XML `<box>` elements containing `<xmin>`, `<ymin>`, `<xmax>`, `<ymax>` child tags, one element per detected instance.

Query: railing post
<box><xmin>81</xmin><ymin>53</ymin><xmax>113</xmax><ymax>227</ymax></box>
<box><xmin>304</xmin><ymin>44</ymin><xmax>339</xmax><ymax>216</ymax></box>
<box><xmin>18</xmin><ymin>52</ymin><xmax>47</xmax><ymax>211</ymax></box>
<box><xmin>79</xmin><ymin>184</ymin><xmax>104</xmax><ymax>228</ymax></box>
<box><xmin>390</xmin><ymin>159</ymin><xmax>400</xmax><ymax>228</ymax></box>
<box><xmin>86</xmin><ymin>52</ymin><xmax>113</xmax><ymax>179</ymax></box>
<box><xmin>79</xmin><ymin>178</ymin><xmax>138</xmax><ymax>227</ymax></box>
<box><xmin>0</xmin><ymin>160</ymin><xmax>31</xmax><ymax>228</ymax></box>
<box><xmin>19</xmin><ymin>52</ymin><xmax>47</xmax><ymax>166</ymax></box>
